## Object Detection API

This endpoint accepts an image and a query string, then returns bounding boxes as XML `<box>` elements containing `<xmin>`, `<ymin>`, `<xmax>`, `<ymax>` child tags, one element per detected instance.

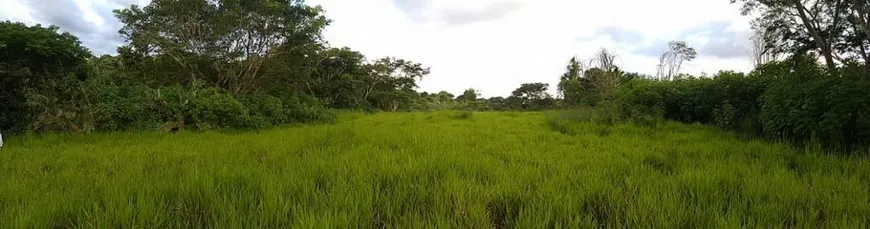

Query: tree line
<box><xmin>1</xmin><ymin>0</ymin><xmax>434</xmax><ymax>133</ymax></box>
<box><xmin>1</xmin><ymin>0</ymin><xmax>868</xmax><ymax>153</ymax></box>
<box><xmin>452</xmin><ymin>0</ymin><xmax>870</xmax><ymax>153</ymax></box>
<box><xmin>549</xmin><ymin>0</ymin><xmax>870</xmax><ymax>153</ymax></box>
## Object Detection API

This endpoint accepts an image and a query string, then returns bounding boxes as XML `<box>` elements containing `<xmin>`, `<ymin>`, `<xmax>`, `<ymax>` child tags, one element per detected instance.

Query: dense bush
<box><xmin>616</xmin><ymin>55</ymin><xmax>870</xmax><ymax>153</ymax></box>
<box><xmin>0</xmin><ymin>20</ymin><xmax>341</xmax><ymax>134</ymax></box>
<box><xmin>0</xmin><ymin>21</ymin><xmax>91</xmax><ymax>133</ymax></box>
<box><xmin>186</xmin><ymin>87</ymin><xmax>251</xmax><ymax>129</ymax></box>
<box><xmin>616</xmin><ymin>71</ymin><xmax>765</xmax><ymax>129</ymax></box>
<box><xmin>274</xmin><ymin>91</ymin><xmax>336</xmax><ymax>124</ymax></box>
<box><xmin>88</xmin><ymin>77</ymin><xmax>158</xmax><ymax>131</ymax></box>
<box><xmin>147</xmin><ymin>86</ymin><xmax>335</xmax><ymax>131</ymax></box>
<box><xmin>759</xmin><ymin>57</ymin><xmax>870</xmax><ymax>151</ymax></box>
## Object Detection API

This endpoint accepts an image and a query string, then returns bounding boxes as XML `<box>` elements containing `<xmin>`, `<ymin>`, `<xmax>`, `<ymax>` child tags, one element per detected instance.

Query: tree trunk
<box><xmin>854</xmin><ymin>8</ymin><xmax>870</xmax><ymax>42</ymax></box>
<box><xmin>793</xmin><ymin>0</ymin><xmax>837</xmax><ymax>70</ymax></box>
<box><xmin>860</xmin><ymin>43</ymin><xmax>870</xmax><ymax>76</ymax></box>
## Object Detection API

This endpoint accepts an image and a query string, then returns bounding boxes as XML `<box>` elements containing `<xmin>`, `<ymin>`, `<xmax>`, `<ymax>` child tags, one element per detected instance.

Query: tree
<box><xmin>731</xmin><ymin>0</ymin><xmax>858</xmax><ymax>70</ymax></box>
<box><xmin>485</xmin><ymin>96</ymin><xmax>507</xmax><ymax>111</ymax></box>
<box><xmin>296</xmin><ymin>47</ymin><xmax>367</xmax><ymax>108</ymax></box>
<box><xmin>0</xmin><ymin>21</ymin><xmax>92</xmax><ymax>133</ymax></box>
<box><xmin>362</xmin><ymin>57</ymin><xmax>430</xmax><ymax>111</ymax></box>
<box><xmin>456</xmin><ymin>88</ymin><xmax>480</xmax><ymax>102</ymax></box>
<box><xmin>846</xmin><ymin>1</ymin><xmax>870</xmax><ymax>73</ymax></box>
<box><xmin>620</xmin><ymin>72</ymin><xmax>647</xmax><ymax>84</ymax></box>
<box><xmin>590</xmin><ymin>48</ymin><xmax>618</xmax><ymax>72</ymax></box>
<box><xmin>435</xmin><ymin>91</ymin><xmax>455</xmax><ymax>102</ymax></box>
<box><xmin>114</xmin><ymin>0</ymin><xmax>330</xmax><ymax>93</ymax></box>
<box><xmin>749</xmin><ymin>23</ymin><xmax>783</xmax><ymax>67</ymax></box>
<box><xmin>558</xmin><ymin>57</ymin><xmax>585</xmax><ymax>105</ymax></box>
<box><xmin>657</xmin><ymin>41</ymin><xmax>697</xmax><ymax>80</ymax></box>
<box><xmin>589</xmin><ymin>49</ymin><xmax>622</xmax><ymax>100</ymax></box>
<box><xmin>510</xmin><ymin>83</ymin><xmax>553</xmax><ymax>110</ymax></box>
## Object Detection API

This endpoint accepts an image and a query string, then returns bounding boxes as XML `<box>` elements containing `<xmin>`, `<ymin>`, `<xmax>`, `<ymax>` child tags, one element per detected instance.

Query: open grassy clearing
<box><xmin>1</xmin><ymin>111</ymin><xmax>869</xmax><ymax>228</ymax></box>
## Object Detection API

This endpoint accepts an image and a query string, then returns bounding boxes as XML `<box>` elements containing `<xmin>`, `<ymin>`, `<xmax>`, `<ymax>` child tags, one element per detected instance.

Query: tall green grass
<box><xmin>0</xmin><ymin>111</ymin><xmax>868</xmax><ymax>228</ymax></box>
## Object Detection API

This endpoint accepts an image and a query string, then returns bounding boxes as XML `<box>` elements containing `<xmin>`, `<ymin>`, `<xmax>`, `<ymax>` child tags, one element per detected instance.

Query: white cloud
<box><xmin>1</xmin><ymin>0</ymin><xmax>756</xmax><ymax>97</ymax></box>
<box><xmin>0</xmin><ymin>0</ymin><xmax>34</xmax><ymax>23</ymax></box>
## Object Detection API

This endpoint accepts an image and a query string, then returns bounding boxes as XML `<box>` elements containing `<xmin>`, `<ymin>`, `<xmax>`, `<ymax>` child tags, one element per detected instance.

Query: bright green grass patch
<box><xmin>1</xmin><ymin>111</ymin><xmax>868</xmax><ymax>228</ymax></box>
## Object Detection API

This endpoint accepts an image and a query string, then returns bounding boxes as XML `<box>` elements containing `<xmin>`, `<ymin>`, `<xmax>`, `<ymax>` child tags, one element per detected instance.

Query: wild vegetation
<box><xmin>2</xmin><ymin>0</ymin><xmax>867</xmax><ymax>153</ymax></box>
<box><xmin>1</xmin><ymin>0</ymin><xmax>869</xmax><ymax>227</ymax></box>
<box><xmin>2</xmin><ymin>112</ymin><xmax>869</xmax><ymax>228</ymax></box>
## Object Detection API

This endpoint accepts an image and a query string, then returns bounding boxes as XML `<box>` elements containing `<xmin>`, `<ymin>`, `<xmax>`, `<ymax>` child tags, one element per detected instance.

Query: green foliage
<box><xmin>148</xmin><ymin>86</ymin><xmax>335</xmax><ymax>131</ymax></box>
<box><xmin>509</xmin><ymin>83</ymin><xmax>554</xmax><ymax>110</ymax></box>
<box><xmin>277</xmin><ymin>91</ymin><xmax>336</xmax><ymax>124</ymax></box>
<box><xmin>236</xmin><ymin>94</ymin><xmax>286</xmax><ymax>128</ymax></box>
<box><xmin>0</xmin><ymin>21</ymin><xmax>91</xmax><ymax>133</ymax></box>
<box><xmin>235</xmin><ymin>90</ymin><xmax>337</xmax><ymax>128</ymax></box>
<box><xmin>557</xmin><ymin>57</ymin><xmax>585</xmax><ymax>105</ymax></box>
<box><xmin>2</xmin><ymin>112</ymin><xmax>868</xmax><ymax>228</ymax></box>
<box><xmin>732</xmin><ymin>0</ymin><xmax>870</xmax><ymax>70</ymax></box>
<box><xmin>617</xmin><ymin>54</ymin><xmax>870</xmax><ymax>153</ymax></box>
<box><xmin>616</xmin><ymin>70</ymin><xmax>766</xmax><ymax>131</ymax></box>
<box><xmin>456</xmin><ymin>88</ymin><xmax>479</xmax><ymax>102</ymax></box>
<box><xmin>114</xmin><ymin>0</ymin><xmax>330</xmax><ymax>93</ymax></box>
<box><xmin>0</xmin><ymin>0</ymin><xmax>391</xmax><ymax>134</ymax></box>
<box><xmin>759</xmin><ymin>56</ymin><xmax>870</xmax><ymax>151</ymax></box>
<box><xmin>712</xmin><ymin>102</ymin><xmax>737</xmax><ymax>128</ymax></box>
<box><xmin>186</xmin><ymin>87</ymin><xmax>251</xmax><ymax>129</ymax></box>
<box><xmin>87</xmin><ymin>73</ymin><xmax>159</xmax><ymax>131</ymax></box>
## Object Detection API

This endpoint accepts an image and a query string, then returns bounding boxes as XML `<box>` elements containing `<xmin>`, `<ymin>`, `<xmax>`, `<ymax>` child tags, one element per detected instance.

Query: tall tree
<box><xmin>558</xmin><ymin>57</ymin><xmax>585</xmax><ymax>104</ymax></box>
<box><xmin>657</xmin><ymin>41</ymin><xmax>697</xmax><ymax>80</ymax></box>
<box><xmin>114</xmin><ymin>0</ymin><xmax>330</xmax><ymax>93</ymax></box>
<box><xmin>456</xmin><ymin>88</ymin><xmax>480</xmax><ymax>102</ymax></box>
<box><xmin>749</xmin><ymin>22</ymin><xmax>783</xmax><ymax>67</ymax></box>
<box><xmin>362</xmin><ymin>57</ymin><xmax>430</xmax><ymax>111</ymax></box>
<box><xmin>732</xmin><ymin>0</ymin><xmax>850</xmax><ymax>70</ymax></box>
<box><xmin>296</xmin><ymin>47</ymin><xmax>367</xmax><ymax>108</ymax></box>
<box><xmin>589</xmin><ymin>49</ymin><xmax>622</xmax><ymax>100</ymax></box>
<box><xmin>0</xmin><ymin>21</ymin><xmax>92</xmax><ymax>133</ymax></box>
<box><xmin>846</xmin><ymin>1</ymin><xmax>870</xmax><ymax>73</ymax></box>
<box><xmin>510</xmin><ymin>83</ymin><xmax>552</xmax><ymax>110</ymax></box>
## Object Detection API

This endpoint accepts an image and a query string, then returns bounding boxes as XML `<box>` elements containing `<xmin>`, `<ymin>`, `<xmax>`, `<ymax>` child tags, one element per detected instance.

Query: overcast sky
<box><xmin>1</xmin><ymin>0</ymin><xmax>754</xmax><ymax>97</ymax></box>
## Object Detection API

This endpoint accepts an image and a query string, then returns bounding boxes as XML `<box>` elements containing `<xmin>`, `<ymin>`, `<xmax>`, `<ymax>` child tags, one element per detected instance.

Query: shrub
<box><xmin>760</xmin><ymin>57</ymin><xmax>870</xmax><ymax>151</ymax></box>
<box><xmin>712</xmin><ymin>102</ymin><xmax>736</xmax><ymax>128</ymax></box>
<box><xmin>87</xmin><ymin>73</ymin><xmax>159</xmax><ymax>131</ymax></box>
<box><xmin>0</xmin><ymin>21</ymin><xmax>91</xmax><ymax>134</ymax></box>
<box><xmin>616</xmin><ymin>71</ymin><xmax>765</xmax><ymax>130</ymax></box>
<box><xmin>276</xmin><ymin>91</ymin><xmax>336</xmax><ymax>124</ymax></box>
<box><xmin>237</xmin><ymin>94</ymin><xmax>286</xmax><ymax>127</ymax></box>
<box><xmin>616</xmin><ymin>54</ymin><xmax>870</xmax><ymax>153</ymax></box>
<box><xmin>186</xmin><ymin>87</ymin><xmax>251</xmax><ymax>129</ymax></box>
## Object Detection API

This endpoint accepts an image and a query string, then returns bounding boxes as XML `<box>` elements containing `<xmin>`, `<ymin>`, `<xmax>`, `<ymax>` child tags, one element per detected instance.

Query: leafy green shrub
<box><xmin>86</xmin><ymin>66</ymin><xmax>159</xmax><ymax>131</ymax></box>
<box><xmin>276</xmin><ymin>91</ymin><xmax>336</xmax><ymax>124</ymax></box>
<box><xmin>0</xmin><ymin>21</ymin><xmax>91</xmax><ymax>133</ymax></box>
<box><xmin>617</xmin><ymin>55</ymin><xmax>869</xmax><ymax>153</ymax></box>
<box><xmin>616</xmin><ymin>71</ymin><xmax>765</xmax><ymax>130</ymax></box>
<box><xmin>237</xmin><ymin>94</ymin><xmax>286</xmax><ymax>127</ymax></box>
<box><xmin>151</xmin><ymin>85</ymin><xmax>191</xmax><ymax>129</ymax></box>
<box><xmin>760</xmin><ymin>56</ymin><xmax>870</xmax><ymax>151</ymax></box>
<box><xmin>187</xmin><ymin>87</ymin><xmax>251</xmax><ymax>129</ymax></box>
<box><xmin>712</xmin><ymin>102</ymin><xmax>736</xmax><ymax>128</ymax></box>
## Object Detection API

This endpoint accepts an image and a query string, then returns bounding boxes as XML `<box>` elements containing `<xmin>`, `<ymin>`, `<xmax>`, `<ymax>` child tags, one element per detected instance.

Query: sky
<box><xmin>0</xmin><ymin>0</ymin><xmax>755</xmax><ymax>97</ymax></box>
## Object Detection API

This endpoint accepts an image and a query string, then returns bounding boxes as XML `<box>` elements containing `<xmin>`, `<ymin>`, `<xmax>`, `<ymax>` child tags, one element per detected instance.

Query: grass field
<box><xmin>1</xmin><ymin>111</ymin><xmax>869</xmax><ymax>228</ymax></box>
